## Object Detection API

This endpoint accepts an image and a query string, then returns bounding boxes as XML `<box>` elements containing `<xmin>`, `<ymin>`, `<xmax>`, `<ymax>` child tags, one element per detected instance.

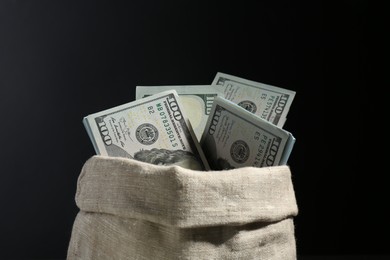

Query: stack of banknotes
<box><xmin>83</xmin><ymin>72</ymin><xmax>296</xmax><ymax>171</ymax></box>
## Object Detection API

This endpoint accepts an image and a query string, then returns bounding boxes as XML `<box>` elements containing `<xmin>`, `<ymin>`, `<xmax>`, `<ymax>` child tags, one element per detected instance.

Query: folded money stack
<box><xmin>83</xmin><ymin>72</ymin><xmax>296</xmax><ymax>171</ymax></box>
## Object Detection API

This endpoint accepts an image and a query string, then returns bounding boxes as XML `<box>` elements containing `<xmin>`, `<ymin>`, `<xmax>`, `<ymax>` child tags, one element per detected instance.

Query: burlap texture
<box><xmin>67</xmin><ymin>155</ymin><xmax>298</xmax><ymax>259</ymax></box>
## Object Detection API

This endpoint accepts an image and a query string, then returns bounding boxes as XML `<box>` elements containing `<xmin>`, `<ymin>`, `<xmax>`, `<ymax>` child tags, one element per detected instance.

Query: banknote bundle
<box><xmin>83</xmin><ymin>90</ymin><xmax>210</xmax><ymax>171</ymax></box>
<box><xmin>200</xmin><ymin>96</ymin><xmax>295</xmax><ymax>170</ymax></box>
<box><xmin>84</xmin><ymin>72</ymin><xmax>296</xmax><ymax>171</ymax></box>
<box><xmin>212</xmin><ymin>72</ymin><xmax>296</xmax><ymax>127</ymax></box>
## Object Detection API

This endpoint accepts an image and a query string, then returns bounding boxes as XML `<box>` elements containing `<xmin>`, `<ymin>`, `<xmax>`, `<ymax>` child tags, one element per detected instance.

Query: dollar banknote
<box><xmin>136</xmin><ymin>85</ymin><xmax>220</xmax><ymax>141</ymax></box>
<box><xmin>83</xmin><ymin>90</ymin><xmax>210</xmax><ymax>171</ymax></box>
<box><xmin>212</xmin><ymin>72</ymin><xmax>296</xmax><ymax>127</ymax></box>
<box><xmin>200</xmin><ymin>96</ymin><xmax>295</xmax><ymax>170</ymax></box>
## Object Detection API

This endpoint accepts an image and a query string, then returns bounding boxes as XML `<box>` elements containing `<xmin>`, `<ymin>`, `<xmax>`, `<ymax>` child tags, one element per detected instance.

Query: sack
<box><xmin>67</xmin><ymin>155</ymin><xmax>298</xmax><ymax>260</ymax></box>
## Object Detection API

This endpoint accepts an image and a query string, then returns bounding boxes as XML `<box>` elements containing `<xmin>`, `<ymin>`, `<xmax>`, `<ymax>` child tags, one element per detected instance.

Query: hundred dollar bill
<box><xmin>212</xmin><ymin>72</ymin><xmax>296</xmax><ymax>127</ymax></box>
<box><xmin>200</xmin><ymin>96</ymin><xmax>295</xmax><ymax>170</ymax></box>
<box><xmin>136</xmin><ymin>85</ymin><xmax>219</xmax><ymax>141</ymax></box>
<box><xmin>83</xmin><ymin>90</ymin><xmax>210</xmax><ymax>171</ymax></box>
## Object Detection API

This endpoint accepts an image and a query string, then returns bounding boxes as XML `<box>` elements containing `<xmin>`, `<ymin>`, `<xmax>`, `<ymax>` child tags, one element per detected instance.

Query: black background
<box><xmin>0</xmin><ymin>0</ymin><xmax>386</xmax><ymax>259</ymax></box>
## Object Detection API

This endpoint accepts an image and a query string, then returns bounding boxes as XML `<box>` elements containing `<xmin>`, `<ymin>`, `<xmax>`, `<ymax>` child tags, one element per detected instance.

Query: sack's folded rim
<box><xmin>75</xmin><ymin>155</ymin><xmax>298</xmax><ymax>228</ymax></box>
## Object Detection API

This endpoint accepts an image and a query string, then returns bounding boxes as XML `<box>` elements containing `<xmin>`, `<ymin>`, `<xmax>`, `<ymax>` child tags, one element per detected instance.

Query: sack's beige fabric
<box><xmin>67</xmin><ymin>155</ymin><xmax>298</xmax><ymax>260</ymax></box>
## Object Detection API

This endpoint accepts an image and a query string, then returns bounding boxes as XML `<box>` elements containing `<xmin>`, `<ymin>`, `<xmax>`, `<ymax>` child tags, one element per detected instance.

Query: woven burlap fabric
<box><xmin>67</xmin><ymin>155</ymin><xmax>298</xmax><ymax>260</ymax></box>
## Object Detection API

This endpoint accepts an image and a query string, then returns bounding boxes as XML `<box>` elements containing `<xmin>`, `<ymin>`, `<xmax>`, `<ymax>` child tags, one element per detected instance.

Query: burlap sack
<box><xmin>67</xmin><ymin>155</ymin><xmax>298</xmax><ymax>260</ymax></box>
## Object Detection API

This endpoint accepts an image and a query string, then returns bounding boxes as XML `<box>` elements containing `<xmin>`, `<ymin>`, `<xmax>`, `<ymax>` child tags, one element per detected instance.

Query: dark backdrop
<box><xmin>1</xmin><ymin>0</ymin><xmax>385</xmax><ymax>259</ymax></box>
